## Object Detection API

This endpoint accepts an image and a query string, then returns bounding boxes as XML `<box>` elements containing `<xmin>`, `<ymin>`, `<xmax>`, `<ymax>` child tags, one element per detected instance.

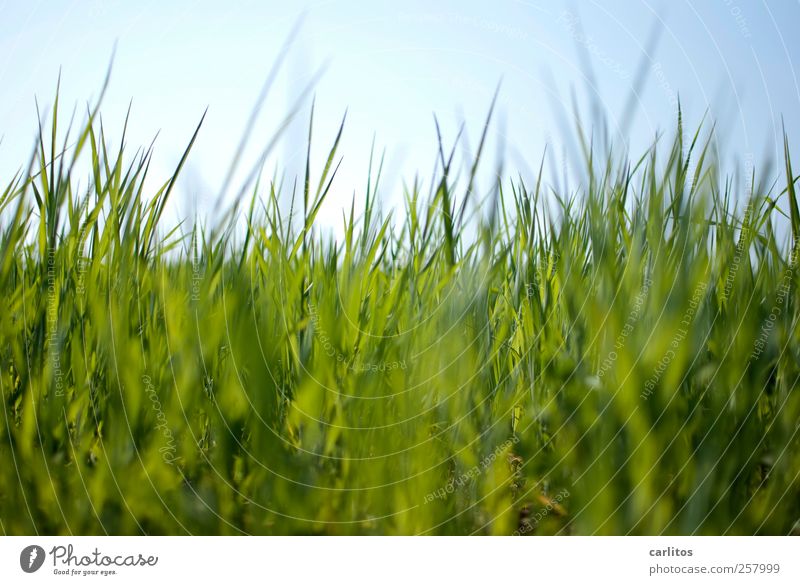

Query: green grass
<box><xmin>1</xmin><ymin>80</ymin><xmax>799</xmax><ymax>535</ymax></box>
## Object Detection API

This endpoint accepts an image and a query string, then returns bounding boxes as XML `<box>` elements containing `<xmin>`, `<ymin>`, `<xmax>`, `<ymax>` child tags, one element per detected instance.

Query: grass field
<box><xmin>1</xmin><ymin>80</ymin><xmax>799</xmax><ymax>535</ymax></box>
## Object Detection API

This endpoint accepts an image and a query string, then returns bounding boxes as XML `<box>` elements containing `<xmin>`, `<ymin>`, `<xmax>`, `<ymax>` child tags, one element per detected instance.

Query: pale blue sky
<box><xmin>1</xmin><ymin>1</ymin><xmax>798</xmax><ymax>233</ymax></box>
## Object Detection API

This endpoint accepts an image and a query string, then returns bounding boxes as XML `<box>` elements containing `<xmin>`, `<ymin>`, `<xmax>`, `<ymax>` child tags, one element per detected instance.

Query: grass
<box><xmin>1</xmin><ymin>77</ymin><xmax>799</xmax><ymax>536</ymax></box>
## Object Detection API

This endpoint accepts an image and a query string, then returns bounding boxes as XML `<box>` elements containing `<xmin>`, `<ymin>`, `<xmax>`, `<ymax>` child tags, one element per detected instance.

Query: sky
<box><xmin>1</xmin><ymin>0</ymin><xmax>799</xmax><ymax>235</ymax></box>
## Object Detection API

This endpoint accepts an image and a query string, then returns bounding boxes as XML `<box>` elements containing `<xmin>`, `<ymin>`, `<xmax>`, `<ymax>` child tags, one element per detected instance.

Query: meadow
<box><xmin>1</xmin><ymin>78</ymin><xmax>799</xmax><ymax>535</ymax></box>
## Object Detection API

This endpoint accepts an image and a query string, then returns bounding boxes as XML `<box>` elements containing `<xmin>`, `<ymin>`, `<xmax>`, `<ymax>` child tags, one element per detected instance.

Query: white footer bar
<box><xmin>1</xmin><ymin>536</ymin><xmax>796</xmax><ymax>584</ymax></box>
